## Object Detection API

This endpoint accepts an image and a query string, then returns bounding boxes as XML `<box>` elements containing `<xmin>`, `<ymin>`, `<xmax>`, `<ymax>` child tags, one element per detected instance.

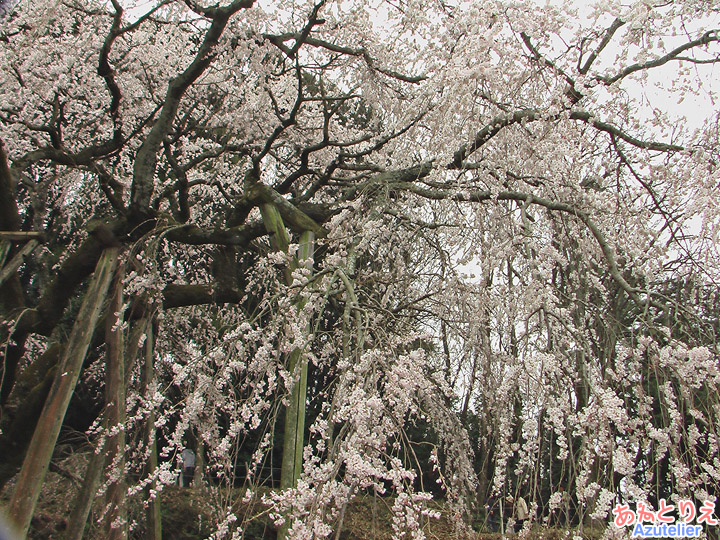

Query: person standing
<box><xmin>516</xmin><ymin>495</ymin><xmax>529</xmax><ymax>528</ymax></box>
<box><xmin>181</xmin><ymin>448</ymin><xmax>196</xmax><ymax>487</ymax></box>
<box><xmin>507</xmin><ymin>495</ymin><xmax>529</xmax><ymax>531</ymax></box>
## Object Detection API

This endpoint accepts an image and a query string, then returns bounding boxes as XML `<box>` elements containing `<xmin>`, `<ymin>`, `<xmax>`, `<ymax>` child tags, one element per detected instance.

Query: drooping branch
<box><xmin>394</xmin><ymin>181</ymin><xmax>659</xmax><ymax>307</ymax></box>
<box><xmin>568</xmin><ymin>110</ymin><xmax>684</xmax><ymax>152</ymax></box>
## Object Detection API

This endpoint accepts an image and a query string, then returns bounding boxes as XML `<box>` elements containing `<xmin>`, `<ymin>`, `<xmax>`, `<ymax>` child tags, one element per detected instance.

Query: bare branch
<box><xmin>578</xmin><ymin>18</ymin><xmax>625</xmax><ymax>74</ymax></box>
<box><xmin>131</xmin><ymin>0</ymin><xmax>254</xmax><ymax>215</ymax></box>
<box><xmin>599</xmin><ymin>29</ymin><xmax>720</xmax><ymax>85</ymax></box>
<box><xmin>97</xmin><ymin>0</ymin><xmax>124</xmax><ymax>149</ymax></box>
<box><xmin>452</xmin><ymin>107</ymin><xmax>684</xmax><ymax>168</ymax></box>
<box><xmin>265</xmin><ymin>34</ymin><xmax>426</xmax><ymax>83</ymax></box>
<box><xmin>569</xmin><ymin>110</ymin><xmax>684</xmax><ymax>152</ymax></box>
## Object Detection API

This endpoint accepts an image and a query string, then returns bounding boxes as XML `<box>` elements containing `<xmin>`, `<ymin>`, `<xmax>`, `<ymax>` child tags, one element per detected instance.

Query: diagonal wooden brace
<box><xmin>8</xmin><ymin>248</ymin><xmax>120</xmax><ymax>538</ymax></box>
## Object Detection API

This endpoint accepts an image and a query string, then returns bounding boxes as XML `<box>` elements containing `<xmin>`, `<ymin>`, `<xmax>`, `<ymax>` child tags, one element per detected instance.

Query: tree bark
<box><xmin>0</xmin><ymin>138</ymin><xmax>21</xmax><ymax>232</ymax></box>
<box><xmin>7</xmin><ymin>248</ymin><xmax>119</xmax><ymax>538</ymax></box>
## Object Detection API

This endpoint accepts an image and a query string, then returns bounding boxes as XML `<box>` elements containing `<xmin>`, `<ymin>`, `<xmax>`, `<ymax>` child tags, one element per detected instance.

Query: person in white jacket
<box><xmin>516</xmin><ymin>496</ymin><xmax>529</xmax><ymax>523</ymax></box>
<box><xmin>506</xmin><ymin>495</ymin><xmax>530</xmax><ymax>530</ymax></box>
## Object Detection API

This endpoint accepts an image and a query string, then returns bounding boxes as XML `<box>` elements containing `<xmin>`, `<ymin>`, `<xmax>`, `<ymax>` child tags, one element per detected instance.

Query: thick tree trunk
<box><xmin>7</xmin><ymin>248</ymin><xmax>119</xmax><ymax>538</ymax></box>
<box><xmin>0</xmin><ymin>343</ymin><xmax>59</xmax><ymax>490</ymax></box>
<box><xmin>1</xmin><ymin>231</ymin><xmax>113</xmax><ymax>407</ymax></box>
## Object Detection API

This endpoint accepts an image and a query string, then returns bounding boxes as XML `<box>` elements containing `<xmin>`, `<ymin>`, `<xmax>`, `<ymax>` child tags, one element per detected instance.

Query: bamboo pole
<box><xmin>285</xmin><ymin>231</ymin><xmax>314</xmax><ymax>486</ymax></box>
<box><xmin>259</xmin><ymin>202</ymin><xmax>292</xmax><ymax>282</ymax></box>
<box><xmin>8</xmin><ymin>248</ymin><xmax>119</xmax><ymax>538</ymax></box>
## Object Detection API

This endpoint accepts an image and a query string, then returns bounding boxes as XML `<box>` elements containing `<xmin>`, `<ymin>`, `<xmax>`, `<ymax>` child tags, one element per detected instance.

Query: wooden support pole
<box><xmin>8</xmin><ymin>248</ymin><xmax>119</xmax><ymax>538</ymax></box>
<box><xmin>250</xmin><ymin>185</ymin><xmax>326</xmax><ymax>237</ymax></box>
<box><xmin>0</xmin><ymin>239</ymin><xmax>10</xmax><ymax>268</ymax></box>
<box><xmin>281</xmin><ymin>230</ymin><xmax>314</xmax><ymax>493</ymax></box>
<box><xmin>64</xmin><ymin>318</ymin><xmax>149</xmax><ymax>540</ymax></box>
<box><xmin>142</xmin><ymin>322</ymin><xmax>162</xmax><ymax>540</ymax></box>
<box><xmin>63</xmin><ymin>439</ymin><xmax>107</xmax><ymax>540</ymax></box>
<box><xmin>258</xmin><ymin>203</ymin><xmax>315</xmax><ymax>540</ymax></box>
<box><xmin>0</xmin><ymin>231</ymin><xmax>45</xmax><ymax>243</ymax></box>
<box><xmin>102</xmin><ymin>263</ymin><xmax>127</xmax><ymax>540</ymax></box>
<box><xmin>259</xmin><ymin>202</ymin><xmax>293</xmax><ymax>283</ymax></box>
<box><xmin>0</xmin><ymin>239</ymin><xmax>38</xmax><ymax>288</ymax></box>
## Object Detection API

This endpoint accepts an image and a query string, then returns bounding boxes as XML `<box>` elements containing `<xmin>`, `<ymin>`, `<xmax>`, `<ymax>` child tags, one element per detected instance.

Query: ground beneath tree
<box><xmin>158</xmin><ymin>488</ymin><xmax>606</xmax><ymax>540</ymax></box>
<box><xmin>3</xmin><ymin>462</ymin><xmax>603</xmax><ymax>540</ymax></box>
